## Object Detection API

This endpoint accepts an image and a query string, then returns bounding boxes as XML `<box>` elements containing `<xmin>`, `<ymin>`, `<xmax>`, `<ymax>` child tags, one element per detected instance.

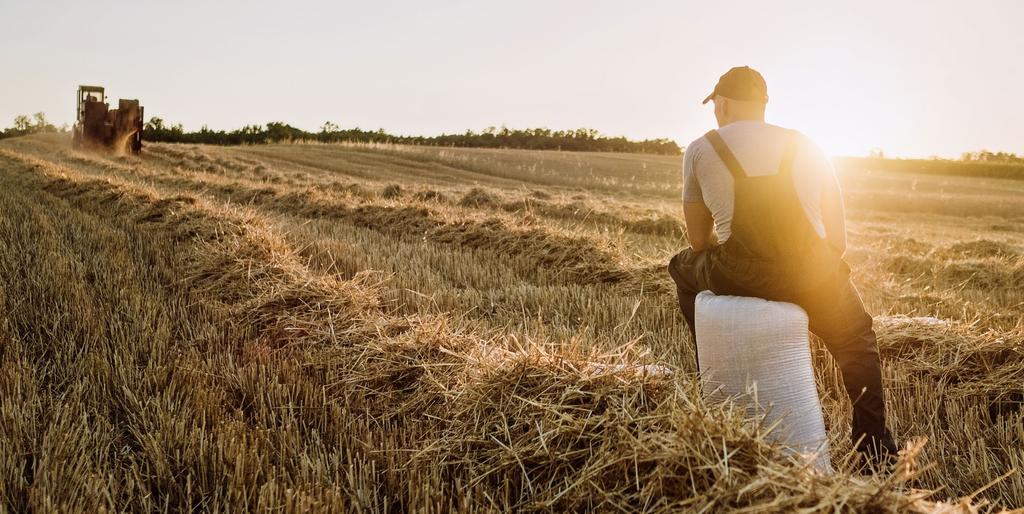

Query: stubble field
<box><xmin>0</xmin><ymin>133</ymin><xmax>1021</xmax><ymax>512</ymax></box>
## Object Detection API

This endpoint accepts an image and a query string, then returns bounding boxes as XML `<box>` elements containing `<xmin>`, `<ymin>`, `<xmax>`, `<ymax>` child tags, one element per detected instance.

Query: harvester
<box><xmin>72</xmin><ymin>85</ymin><xmax>144</xmax><ymax>155</ymax></box>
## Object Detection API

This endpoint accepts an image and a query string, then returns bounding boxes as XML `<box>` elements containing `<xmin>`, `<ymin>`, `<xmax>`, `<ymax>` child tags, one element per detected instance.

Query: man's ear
<box><xmin>719</xmin><ymin>97</ymin><xmax>729</xmax><ymax>117</ymax></box>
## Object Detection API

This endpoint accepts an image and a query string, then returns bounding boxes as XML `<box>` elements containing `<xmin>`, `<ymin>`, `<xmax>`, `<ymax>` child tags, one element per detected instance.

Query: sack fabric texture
<box><xmin>695</xmin><ymin>290</ymin><xmax>833</xmax><ymax>473</ymax></box>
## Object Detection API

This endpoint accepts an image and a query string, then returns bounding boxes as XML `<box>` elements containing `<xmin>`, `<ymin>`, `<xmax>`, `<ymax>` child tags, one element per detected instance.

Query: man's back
<box><xmin>682</xmin><ymin>120</ymin><xmax>839</xmax><ymax>244</ymax></box>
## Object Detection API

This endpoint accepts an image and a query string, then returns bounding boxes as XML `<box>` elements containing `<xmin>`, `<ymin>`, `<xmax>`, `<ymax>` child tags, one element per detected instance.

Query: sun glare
<box><xmin>769</xmin><ymin>72</ymin><xmax>883</xmax><ymax>158</ymax></box>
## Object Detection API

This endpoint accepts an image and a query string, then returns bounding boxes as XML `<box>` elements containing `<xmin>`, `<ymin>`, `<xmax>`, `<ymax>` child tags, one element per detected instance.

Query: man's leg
<box><xmin>797</xmin><ymin>276</ymin><xmax>898</xmax><ymax>459</ymax></box>
<box><xmin>667</xmin><ymin>249</ymin><xmax>712</xmax><ymax>362</ymax></box>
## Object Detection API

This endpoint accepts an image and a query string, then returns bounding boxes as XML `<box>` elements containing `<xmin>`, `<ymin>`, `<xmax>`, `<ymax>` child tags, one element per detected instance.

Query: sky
<box><xmin>1</xmin><ymin>0</ymin><xmax>1022</xmax><ymax>158</ymax></box>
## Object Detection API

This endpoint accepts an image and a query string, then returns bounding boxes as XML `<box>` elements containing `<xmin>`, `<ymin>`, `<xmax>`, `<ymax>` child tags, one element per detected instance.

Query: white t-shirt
<box><xmin>682</xmin><ymin>120</ymin><xmax>838</xmax><ymax>243</ymax></box>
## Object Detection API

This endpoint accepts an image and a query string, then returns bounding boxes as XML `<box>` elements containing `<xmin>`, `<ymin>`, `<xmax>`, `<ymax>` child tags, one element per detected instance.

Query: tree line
<box><xmin>6</xmin><ymin>113</ymin><xmax>1023</xmax><ymax>163</ymax></box>
<box><xmin>959</xmin><ymin>150</ymin><xmax>1024</xmax><ymax>164</ymax></box>
<box><xmin>2</xmin><ymin>113</ymin><xmax>681</xmax><ymax>155</ymax></box>
<box><xmin>142</xmin><ymin>119</ymin><xmax>684</xmax><ymax>155</ymax></box>
<box><xmin>0</xmin><ymin>113</ymin><xmax>61</xmax><ymax>139</ymax></box>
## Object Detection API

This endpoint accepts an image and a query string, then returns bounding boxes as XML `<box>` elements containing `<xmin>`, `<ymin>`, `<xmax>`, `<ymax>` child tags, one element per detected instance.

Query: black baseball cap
<box><xmin>702</xmin><ymin>66</ymin><xmax>769</xmax><ymax>104</ymax></box>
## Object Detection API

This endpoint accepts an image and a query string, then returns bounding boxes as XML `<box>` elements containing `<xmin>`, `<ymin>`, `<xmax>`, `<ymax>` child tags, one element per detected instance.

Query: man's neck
<box><xmin>719</xmin><ymin>116</ymin><xmax>765</xmax><ymax>128</ymax></box>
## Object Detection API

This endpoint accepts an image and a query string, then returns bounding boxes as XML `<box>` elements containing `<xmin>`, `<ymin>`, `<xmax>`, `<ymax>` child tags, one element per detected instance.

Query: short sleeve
<box><xmin>682</xmin><ymin>141</ymin><xmax>703</xmax><ymax>203</ymax></box>
<box><xmin>797</xmin><ymin>133</ymin><xmax>836</xmax><ymax>179</ymax></box>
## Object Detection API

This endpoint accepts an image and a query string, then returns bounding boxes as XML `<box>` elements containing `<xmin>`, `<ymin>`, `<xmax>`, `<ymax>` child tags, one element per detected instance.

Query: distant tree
<box><xmin>265</xmin><ymin>122</ymin><xmax>305</xmax><ymax>142</ymax></box>
<box><xmin>32</xmin><ymin>112</ymin><xmax>55</xmax><ymax>132</ymax></box>
<box><xmin>13</xmin><ymin>115</ymin><xmax>31</xmax><ymax>132</ymax></box>
<box><xmin>145</xmin><ymin>117</ymin><xmax>165</xmax><ymax>132</ymax></box>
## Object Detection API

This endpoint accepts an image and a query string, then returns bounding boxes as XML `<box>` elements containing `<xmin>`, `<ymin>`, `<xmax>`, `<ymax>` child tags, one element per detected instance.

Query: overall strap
<box><xmin>778</xmin><ymin>130</ymin><xmax>800</xmax><ymax>178</ymax></box>
<box><xmin>703</xmin><ymin>130</ymin><xmax>747</xmax><ymax>179</ymax></box>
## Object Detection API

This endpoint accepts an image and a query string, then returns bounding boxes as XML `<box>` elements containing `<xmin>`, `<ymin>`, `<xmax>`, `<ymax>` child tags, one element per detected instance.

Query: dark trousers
<box><xmin>668</xmin><ymin>247</ymin><xmax>897</xmax><ymax>454</ymax></box>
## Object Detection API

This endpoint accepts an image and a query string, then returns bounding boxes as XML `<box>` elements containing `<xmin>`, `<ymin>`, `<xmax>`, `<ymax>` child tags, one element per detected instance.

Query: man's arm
<box><xmin>681</xmin><ymin>141</ymin><xmax>716</xmax><ymax>251</ymax></box>
<box><xmin>684</xmin><ymin>201</ymin><xmax>717</xmax><ymax>252</ymax></box>
<box><xmin>821</xmin><ymin>171</ymin><xmax>847</xmax><ymax>256</ymax></box>
<box><xmin>799</xmin><ymin>135</ymin><xmax>846</xmax><ymax>256</ymax></box>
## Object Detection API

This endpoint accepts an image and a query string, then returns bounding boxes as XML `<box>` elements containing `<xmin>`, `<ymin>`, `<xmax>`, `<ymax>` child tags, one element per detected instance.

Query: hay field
<box><xmin>0</xmin><ymin>132</ymin><xmax>1021</xmax><ymax>512</ymax></box>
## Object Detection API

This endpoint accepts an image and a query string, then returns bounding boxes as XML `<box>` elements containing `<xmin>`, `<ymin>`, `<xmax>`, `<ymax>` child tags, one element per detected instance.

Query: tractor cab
<box><xmin>77</xmin><ymin>85</ymin><xmax>106</xmax><ymax>121</ymax></box>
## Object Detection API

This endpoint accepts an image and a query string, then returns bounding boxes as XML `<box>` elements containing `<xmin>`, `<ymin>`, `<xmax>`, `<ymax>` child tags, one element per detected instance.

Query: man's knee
<box><xmin>667</xmin><ymin>250</ymin><xmax>685</xmax><ymax>277</ymax></box>
<box><xmin>821</xmin><ymin>317</ymin><xmax>880</xmax><ymax>363</ymax></box>
<box><xmin>668</xmin><ymin>248</ymin><xmax>703</xmax><ymax>293</ymax></box>
<box><xmin>808</xmin><ymin>282</ymin><xmax>878</xmax><ymax>350</ymax></box>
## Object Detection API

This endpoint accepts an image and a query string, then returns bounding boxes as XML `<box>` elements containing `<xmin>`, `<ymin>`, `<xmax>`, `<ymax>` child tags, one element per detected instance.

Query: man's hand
<box><xmin>683</xmin><ymin>201</ymin><xmax>717</xmax><ymax>252</ymax></box>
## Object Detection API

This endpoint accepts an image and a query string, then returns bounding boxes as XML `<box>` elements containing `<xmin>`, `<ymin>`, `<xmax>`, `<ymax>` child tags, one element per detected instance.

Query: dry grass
<box><xmin>0</xmin><ymin>133</ymin><xmax>1022</xmax><ymax>512</ymax></box>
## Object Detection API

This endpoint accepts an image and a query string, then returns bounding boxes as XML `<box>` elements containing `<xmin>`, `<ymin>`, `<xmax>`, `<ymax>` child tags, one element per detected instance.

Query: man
<box><xmin>668</xmin><ymin>66</ymin><xmax>898</xmax><ymax>469</ymax></box>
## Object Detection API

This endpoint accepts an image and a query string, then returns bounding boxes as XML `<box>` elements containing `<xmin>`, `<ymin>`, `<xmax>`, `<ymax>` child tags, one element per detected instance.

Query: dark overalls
<box><xmin>668</xmin><ymin>129</ymin><xmax>897</xmax><ymax>458</ymax></box>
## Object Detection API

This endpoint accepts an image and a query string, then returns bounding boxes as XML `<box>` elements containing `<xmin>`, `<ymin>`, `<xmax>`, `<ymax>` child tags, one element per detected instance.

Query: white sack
<box><xmin>695</xmin><ymin>290</ymin><xmax>832</xmax><ymax>473</ymax></box>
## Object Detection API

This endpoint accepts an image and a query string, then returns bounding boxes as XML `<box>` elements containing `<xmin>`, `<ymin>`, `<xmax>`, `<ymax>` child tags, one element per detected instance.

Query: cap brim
<box><xmin>702</xmin><ymin>92</ymin><xmax>715</xmax><ymax>104</ymax></box>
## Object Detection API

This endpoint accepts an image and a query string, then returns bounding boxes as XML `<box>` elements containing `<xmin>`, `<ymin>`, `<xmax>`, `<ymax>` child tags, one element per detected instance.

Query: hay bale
<box><xmin>695</xmin><ymin>291</ymin><xmax>833</xmax><ymax>473</ymax></box>
<box><xmin>626</xmin><ymin>214</ymin><xmax>683</xmax><ymax>237</ymax></box>
<box><xmin>381</xmin><ymin>183</ymin><xmax>403</xmax><ymax>199</ymax></box>
<box><xmin>459</xmin><ymin>187</ymin><xmax>499</xmax><ymax>208</ymax></box>
<box><xmin>413</xmin><ymin>189</ymin><xmax>448</xmax><ymax>203</ymax></box>
<box><xmin>934</xmin><ymin>239</ymin><xmax>1017</xmax><ymax>259</ymax></box>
